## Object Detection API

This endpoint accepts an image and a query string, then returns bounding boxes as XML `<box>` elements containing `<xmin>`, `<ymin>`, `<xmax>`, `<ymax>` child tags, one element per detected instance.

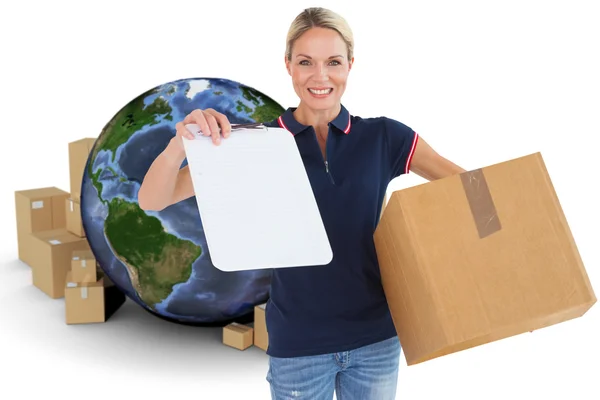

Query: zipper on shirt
<box><xmin>318</xmin><ymin>128</ymin><xmax>335</xmax><ymax>185</ymax></box>
<box><xmin>324</xmin><ymin>160</ymin><xmax>335</xmax><ymax>184</ymax></box>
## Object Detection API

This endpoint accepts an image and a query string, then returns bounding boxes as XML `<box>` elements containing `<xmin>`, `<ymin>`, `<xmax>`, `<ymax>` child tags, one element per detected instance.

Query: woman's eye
<box><xmin>298</xmin><ymin>60</ymin><xmax>341</xmax><ymax>66</ymax></box>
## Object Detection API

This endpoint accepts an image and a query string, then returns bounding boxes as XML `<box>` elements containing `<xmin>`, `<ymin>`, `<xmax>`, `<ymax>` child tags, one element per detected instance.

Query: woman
<box><xmin>138</xmin><ymin>7</ymin><xmax>465</xmax><ymax>400</ymax></box>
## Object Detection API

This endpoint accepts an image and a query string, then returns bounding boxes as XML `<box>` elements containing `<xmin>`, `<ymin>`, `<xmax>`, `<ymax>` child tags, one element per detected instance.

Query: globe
<box><xmin>81</xmin><ymin>77</ymin><xmax>285</xmax><ymax>326</ymax></box>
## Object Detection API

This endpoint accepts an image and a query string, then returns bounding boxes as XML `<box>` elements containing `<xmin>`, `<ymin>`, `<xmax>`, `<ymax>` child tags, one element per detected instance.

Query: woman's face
<box><xmin>286</xmin><ymin>27</ymin><xmax>353</xmax><ymax>111</ymax></box>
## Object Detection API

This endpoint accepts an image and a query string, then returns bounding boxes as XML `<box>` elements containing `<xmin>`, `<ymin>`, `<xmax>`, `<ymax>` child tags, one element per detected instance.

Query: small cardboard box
<box><xmin>29</xmin><ymin>229</ymin><xmax>90</xmax><ymax>298</ymax></box>
<box><xmin>223</xmin><ymin>322</ymin><xmax>253</xmax><ymax>350</ymax></box>
<box><xmin>15</xmin><ymin>187</ymin><xmax>69</xmax><ymax>266</ymax></box>
<box><xmin>375</xmin><ymin>152</ymin><xmax>596</xmax><ymax>366</ymax></box>
<box><xmin>65</xmin><ymin>271</ymin><xmax>126</xmax><ymax>324</ymax></box>
<box><xmin>71</xmin><ymin>249</ymin><xmax>101</xmax><ymax>283</ymax></box>
<box><xmin>253</xmin><ymin>303</ymin><xmax>268</xmax><ymax>351</ymax></box>
<box><xmin>69</xmin><ymin>138</ymin><xmax>96</xmax><ymax>203</ymax></box>
<box><xmin>65</xmin><ymin>197</ymin><xmax>85</xmax><ymax>238</ymax></box>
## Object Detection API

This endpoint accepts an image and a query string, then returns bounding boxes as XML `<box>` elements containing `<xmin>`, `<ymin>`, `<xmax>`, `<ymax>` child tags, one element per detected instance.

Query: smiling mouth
<box><xmin>308</xmin><ymin>88</ymin><xmax>333</xmax><ymax>95</ymax></box>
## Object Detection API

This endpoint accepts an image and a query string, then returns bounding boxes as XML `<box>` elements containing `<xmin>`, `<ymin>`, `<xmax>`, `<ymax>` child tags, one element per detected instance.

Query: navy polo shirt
<box><xmin>262</xmin><ymin>104</ymin><xmax>419</xmax><ymax>358</ymax></box>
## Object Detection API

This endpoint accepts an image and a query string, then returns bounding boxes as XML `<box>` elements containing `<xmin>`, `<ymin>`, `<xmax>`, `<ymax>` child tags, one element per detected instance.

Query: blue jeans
<box><xmin>266</xmin><ymin>336</ymin><xmax>401</xmax><ymax>399</ymax></box>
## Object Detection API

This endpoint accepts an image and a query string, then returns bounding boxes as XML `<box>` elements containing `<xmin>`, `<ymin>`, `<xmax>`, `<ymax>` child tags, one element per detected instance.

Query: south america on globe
<box><xmin>81</xmin><ymin>77</ymin><xmax>284</xmax><ymax>326</ymax></box>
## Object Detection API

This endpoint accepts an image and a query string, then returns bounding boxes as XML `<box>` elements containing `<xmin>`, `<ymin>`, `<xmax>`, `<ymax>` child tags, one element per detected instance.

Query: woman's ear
<box><xmin>348</xmin><ymin>57</ymin><xmax>354</xmax><ymax>71</ymax></box>
<box><xmin>285</xmin><ymin>55</ymin><xmax>291</xmax><ymax>76</ymax></box>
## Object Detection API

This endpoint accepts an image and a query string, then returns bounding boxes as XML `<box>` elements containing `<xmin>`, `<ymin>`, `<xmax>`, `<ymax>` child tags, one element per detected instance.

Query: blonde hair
<box><xmin>285</xmin><ymin>7</ymin><xmax>354</xmax><ymax>61</ymax></box>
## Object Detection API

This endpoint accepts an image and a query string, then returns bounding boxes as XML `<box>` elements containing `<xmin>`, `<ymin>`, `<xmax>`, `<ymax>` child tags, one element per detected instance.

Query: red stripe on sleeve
<box><xmin>405</xmin><ymin>132</ymin><xmax>419</xmax><ymax>174</ymax></box>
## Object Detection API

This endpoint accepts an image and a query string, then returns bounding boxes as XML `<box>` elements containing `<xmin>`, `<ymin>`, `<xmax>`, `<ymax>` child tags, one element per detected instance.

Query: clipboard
<box><xmin>181</xmin><ymin>123</ymin><xmax>333</xmax><ymax>272</ymax></box>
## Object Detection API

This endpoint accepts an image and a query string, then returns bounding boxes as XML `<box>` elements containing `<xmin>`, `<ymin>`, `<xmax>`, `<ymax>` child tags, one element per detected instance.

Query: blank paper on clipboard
<box><xmin>181</xmin><ymin>123</ymin><xmax>333</xmax><ymax>272</ymax></box>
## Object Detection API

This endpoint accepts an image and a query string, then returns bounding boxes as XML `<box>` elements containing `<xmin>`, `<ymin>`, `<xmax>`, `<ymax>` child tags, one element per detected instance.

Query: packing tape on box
<box><xmin>81</xmin><ymin>259</ymin><xmax>86</xmax><ymax>267</ymax></box>
<box><xmin>81</xmin><ymin>287</ymin><xmax>88</xmax><ymax>299</ymax></box>
<box><xmin>460</xmin><ymin>169</ymin><xmax>502</xmax><ymax>238</ymax></box>
<box><xmin>31</xmin><ymin>200</ymin><xmax>44</xmax><ymax>209</ymax></box>
<box><xmin>69</xmin><ymin>199</ymin><xmax>73</xmax><ymax>212</ymax></box>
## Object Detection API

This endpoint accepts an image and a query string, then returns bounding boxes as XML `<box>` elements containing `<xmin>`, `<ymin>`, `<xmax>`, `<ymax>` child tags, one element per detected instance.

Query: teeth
<box><xmin>309</xmin><ymin>88</ymin><xmax>332</xmax><ymax>95</ymax></box>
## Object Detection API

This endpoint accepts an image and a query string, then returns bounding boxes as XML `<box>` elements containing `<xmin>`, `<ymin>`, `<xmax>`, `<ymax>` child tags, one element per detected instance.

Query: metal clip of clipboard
<box><xmin>230</xmin><ymin>122</ymin><xmax>268</xmax><ymax>131</ymax></box>
<box><xmin>194</xmin><ymin>122</ymin><xmax>268</xmax><ymax>135</ymax></box>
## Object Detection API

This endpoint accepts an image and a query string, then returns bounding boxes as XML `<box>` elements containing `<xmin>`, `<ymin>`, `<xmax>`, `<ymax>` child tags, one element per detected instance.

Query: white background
<box><xmin>1</xmin><ymin>0</ymin><xmax>599</xmax><ymax>399</ymax></box>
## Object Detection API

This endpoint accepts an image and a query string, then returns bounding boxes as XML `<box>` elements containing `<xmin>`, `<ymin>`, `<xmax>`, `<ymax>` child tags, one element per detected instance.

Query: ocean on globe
<box><xmin>81</xmin><ymin>77</ymin><xmax>285</xmax><ymax>326</ymax></box>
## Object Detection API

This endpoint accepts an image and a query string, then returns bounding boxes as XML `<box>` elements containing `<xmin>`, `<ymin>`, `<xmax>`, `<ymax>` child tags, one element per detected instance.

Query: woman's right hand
<box><xmin>174</xmin><ymin>108</ymin><xmax>233</xmax><ymax>147</ymax></box>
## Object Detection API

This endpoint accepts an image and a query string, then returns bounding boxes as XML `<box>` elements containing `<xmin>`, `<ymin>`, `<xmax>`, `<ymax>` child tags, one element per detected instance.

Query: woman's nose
<box><xmin>315</xmin><ymin>65</ymin><xmax>328</xmax><ymax>79</ymax></box>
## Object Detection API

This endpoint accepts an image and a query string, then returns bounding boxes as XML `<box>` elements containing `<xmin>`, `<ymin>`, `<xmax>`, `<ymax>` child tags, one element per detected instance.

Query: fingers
<box><xmin>175</xmin><ymin>121</ymin><xmax>195</xmax><ymax>140</ymax></box>
<box><xmin>181</xmin><ymin>108</ymin><xmax>232</xmax><ymax>146</ymax></box>
<box><xmin>183</xmin><ymin>109</ymin><xmax>211</xmax><ymax>138</ymax></box>
<box><xmin>204</xmin><ymin>113</ymin><xmax>222</xmax><ymax>145</ymax></box>
<box><xmin>206</xmin><ymin>109</ymin><xmax>232</xmax><ymax>138</ymax></box>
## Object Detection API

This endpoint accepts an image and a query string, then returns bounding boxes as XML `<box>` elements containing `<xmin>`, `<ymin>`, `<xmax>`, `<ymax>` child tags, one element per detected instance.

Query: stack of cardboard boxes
<box><xmin>15</xmin><ymin>186</ymin><xmax>89</xmax><ymax>298</ymax></box>
<box><xmin>222</xmin><ymin>302</ymin><xmax>269</xmax><ymax>351</ymax></box>
<box><xmin>65</xmin><ymin>249</ymin><xmax>125</xmax><ymax>325</ymax></box>
<box><xmin>14</xmin><ymin>138</ymin><xmax>125</xmax><ymax>324</ymax></box>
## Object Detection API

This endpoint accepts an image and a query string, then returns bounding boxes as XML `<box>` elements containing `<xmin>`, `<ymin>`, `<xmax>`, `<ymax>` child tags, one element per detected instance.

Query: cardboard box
<box><xmin>71</xmin><ymin>249</ymin><xmax>101</xmax><ymax>283</ymax></box>
<box><xmin>66</xmin><ymin>197</ymin><xmax>85</xmax><ymax>237</ymax></box>
<box><xmin>69</xmin><ymin>138</ymin><xmax>96</xmax><ymax>202</ymax></box>
<box><xmin>29</xmin><ymin>229</ymin><xmax>90</xmax><ymax>298</ymax></box>
<box><xmin>65</xmin><ymin>271</ymin><xmax>126</xmax><ymax>324</ymax></box>
<box><xmin>375</xmin><ymin>152</ymin><xmax>596</xmax><ymax>366</ymax></box>
<box><xmin>223</xmin><ymin>322</ymin><xmax>253</xmax><ymax>350</ymax></box>
<box><xmin>15</xmin><ymin>187</ymin><xmax>69</xmax><ymax>266</ymax></box>
<box><xmin>253</xmin><ymin>303</ymin><xmax>268</xmax><ymax>351</ymax></box>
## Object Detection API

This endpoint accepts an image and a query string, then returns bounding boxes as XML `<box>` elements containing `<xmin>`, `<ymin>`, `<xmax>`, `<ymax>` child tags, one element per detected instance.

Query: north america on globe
<box><xmin>81</xmin><ymin>77</ymin><xmax>285</xmax><ymax>325</ymax></box>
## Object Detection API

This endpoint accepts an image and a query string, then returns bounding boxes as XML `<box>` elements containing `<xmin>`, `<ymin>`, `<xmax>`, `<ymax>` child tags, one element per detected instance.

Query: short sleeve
<box><xmin>384</xmin><ymin>117</ymin><xmax>419</xmax><ymax>178</ymax></box>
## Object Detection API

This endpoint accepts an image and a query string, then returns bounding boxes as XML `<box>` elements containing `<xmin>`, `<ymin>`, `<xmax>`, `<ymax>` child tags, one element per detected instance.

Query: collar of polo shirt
<box><xmin>277</xmin><ymin>104</ymin><xmax>352</xmax><ymax>135</ymax></box>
